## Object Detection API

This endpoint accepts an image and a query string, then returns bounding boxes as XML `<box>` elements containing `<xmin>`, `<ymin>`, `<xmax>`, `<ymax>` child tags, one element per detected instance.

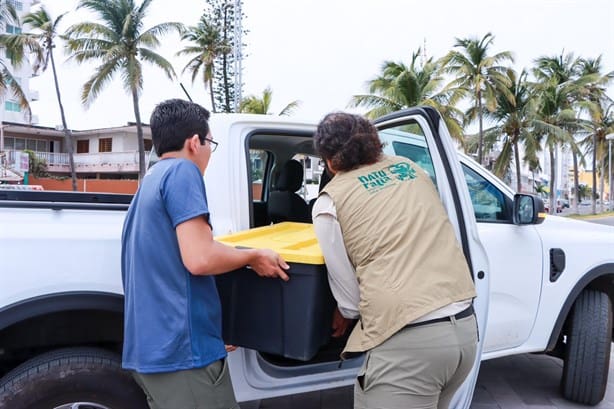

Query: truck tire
<box><xmin>0</xmin><ymin>347</ymin><xmax>148</xmax><ymax>409</ymax></box>
<box><xmin>561</xmin><ymin>289</ymin><xmax>612</xmax><ymax>405</ymax></box>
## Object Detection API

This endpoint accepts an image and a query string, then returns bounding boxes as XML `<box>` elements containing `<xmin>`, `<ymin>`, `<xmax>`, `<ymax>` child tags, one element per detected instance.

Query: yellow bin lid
<box><xmin>216</xmin><ymin>222</ymin><xmax>324</xmax><ymax>265</ymax></box>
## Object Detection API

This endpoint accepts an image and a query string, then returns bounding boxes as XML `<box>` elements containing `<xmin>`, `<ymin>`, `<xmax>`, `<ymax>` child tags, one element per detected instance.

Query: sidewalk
<box><xmin>257</xmin><ymin>351</ymin><xmax>614</xmax><ymax>408</ymax></box>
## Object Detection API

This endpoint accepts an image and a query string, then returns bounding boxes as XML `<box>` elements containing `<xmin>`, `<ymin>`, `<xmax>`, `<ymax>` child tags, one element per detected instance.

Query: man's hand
<box><xmin>225</xmin><ymin>345</ymin><xmax>237</xmax><ymax>352</ymax></box>
<box><xmin>331</xmin><ymin>307</ymin><xmax>352</xmax><ymax>338</ymax></box>
<box><xmin>250</xmin><ymin>249</ymin><xmax>290</xmax><ymax>281</ymax></box>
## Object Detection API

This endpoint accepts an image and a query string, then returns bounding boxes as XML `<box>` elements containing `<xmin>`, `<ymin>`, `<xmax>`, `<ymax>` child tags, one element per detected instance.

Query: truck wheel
<box><xmin>0</xmin><ymin>347</ymin><xmax>148</xmax><ymax>409</ymax></box>
<box><xmin>561</xmin><ymin>289</ymin><xmax>612</xmax><ymax>405</ymax></box>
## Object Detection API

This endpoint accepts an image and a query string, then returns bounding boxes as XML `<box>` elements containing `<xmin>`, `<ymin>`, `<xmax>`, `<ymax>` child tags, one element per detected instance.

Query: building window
<box><xmin>4</xmin><ymin>137</ymin><xmax>14</xmax><ymax>149</ymax></box>
<box><xmin>76</xmin><ymin>140</ymin><xmax>89</xmax><ymax>153</ymax></box>
<box><xmin>5</xmin><ymin>100</ymin><xmax>21</xmax><ymax>112</ymax></box>
<box><xmin>36</xmin><ymin>140</ymin><xmax>49</xmax><ymax>152</ymax></box>
<box><xmin>144</xmin><ymin>139</ymin><xmax>153</xmax><ymax>152</ymax></box>
<box><xmin>98</xmin><ymin>137</ymin><xmax>112</xmax><ymax>152</ymax></box>
<box><xmin>5</xmin><ymin>24</ymin><xmax>21</xmax><ymax>34</ymax></box>
<box><xmin>7</xmin><ymin>1</ymin><xmax>23</xmax><ymax>11</ymax></box>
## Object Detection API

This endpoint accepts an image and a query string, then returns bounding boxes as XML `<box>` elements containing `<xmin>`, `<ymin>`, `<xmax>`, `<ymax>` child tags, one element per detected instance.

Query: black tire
<box><xmin>0</xmin><ymin>347</ymin><xmax>148</xmax><ymax>409</ymax></box>
<box><xmin>562</xmin><ymin>289</ymin><xmax>613</xmax><ymax>405</ymax></box>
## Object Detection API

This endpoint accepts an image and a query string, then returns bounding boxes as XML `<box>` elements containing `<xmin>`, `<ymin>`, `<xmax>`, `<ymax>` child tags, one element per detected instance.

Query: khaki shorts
<box><xmin>354</xmin><ymin>314</ymin><xmax>478</xmax><ymax>409</ymax></box>
<box><xmin>133</xmin><ymin>359</ymin><xmax>239</xmax><ymax>409</ymax></box>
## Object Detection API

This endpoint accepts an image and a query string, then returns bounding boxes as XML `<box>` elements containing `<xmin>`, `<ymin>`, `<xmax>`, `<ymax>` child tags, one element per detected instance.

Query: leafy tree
<box><xmin>239</xmin><ymin>86</ymin><xmax>300</xmax><ymax>116</ymax></box>
<box><xmin>349</xmin><ymin>49</ymin><xmax>465</xmax><ymax>145</ymax></box>
<box><xmin>440</xmin><ymin>33</ymin><xmax>513</xmax><ymax>164</ymax></box>
<box><xmin>177</xmin><ymin>15</ymin><xmax>230</xmax><ymax>112</ymax></box>
<box><xmin>65</xmin><ymin>0</ymin><xmax>182</xmax><ymax>180</ymax></box>
<box><xmin>3</xmin><ymin>6</ymin><xmax>78</xmax><ymax>190</ymax></box>
<box><xmin>204</xmin><ymin>0</ymin><xmax>244</xmax><ymax>113</ymax></box>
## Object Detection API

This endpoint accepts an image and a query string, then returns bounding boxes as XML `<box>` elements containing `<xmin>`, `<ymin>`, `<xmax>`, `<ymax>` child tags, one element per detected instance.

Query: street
<box><xmin>254</xmin><ymin>216</ymin><xmax>614</xmax><ymax>409</ymax></box>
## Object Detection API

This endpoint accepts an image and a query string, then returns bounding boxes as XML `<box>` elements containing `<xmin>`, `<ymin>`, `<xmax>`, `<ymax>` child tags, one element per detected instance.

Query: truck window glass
<box><xmin>379</xmin><ymin>126</ymin><xmax>437</xmax><ymax>187</ymax></box>
<box><xmin>461</xmin><ymin>164</ymin><xmax>510</xmax><ymax>223</ymax></box>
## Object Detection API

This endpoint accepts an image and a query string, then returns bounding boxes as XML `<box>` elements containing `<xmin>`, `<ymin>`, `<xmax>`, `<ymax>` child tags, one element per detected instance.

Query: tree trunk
<box><xmin>477</xmin><ymin>90</ymin><xmax>484</xmax><ymax>165</ymax></box>
<box><xmin>513</xmin><ymin>137</ymin><xmax>521</xmax><ymax>192</ymax></box>
<box><xmin>50</xmin><ymin>45</ymin><xmax>77</xmax><ymax>191</ymax></box>
<box><xmin>592</xmin><ymin>133</ymin><xmax>597</xmax><ymax>215</ymax></box>
<box><xmin>208</xmin><ymin>70</ymin><xmax>216</xmax><ymax>113</ymax></box>
<box><xmin>572</xmin><ymin>151</ymin><xmax>579</xmax><ymax>214</ymax></box>
<box><xmin>131</xmin><ymin>88</ymin><xmax>146</xmax><ymax>181</ymax></box>
<box><xmin>549</xmin><ymin>145</ymin><xmax>556</xmax><ymax>215</ymax></box>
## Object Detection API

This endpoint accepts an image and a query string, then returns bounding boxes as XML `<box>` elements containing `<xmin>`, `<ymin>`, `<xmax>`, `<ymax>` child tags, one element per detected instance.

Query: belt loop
<box><xmin>450</xmin><ymin>315</ymin><xmax>457</xmax><ymax>325</ymax></box>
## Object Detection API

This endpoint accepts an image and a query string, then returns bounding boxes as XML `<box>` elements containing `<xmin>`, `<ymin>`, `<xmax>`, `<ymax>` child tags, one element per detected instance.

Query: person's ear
<box><xmin>186</xmin><ymin>134</ymin><xmax>200</xmax><ymax>152</ymax></box>
<box><xmin>325</xmin><ymin>159</ymin><xmax>337</xmax><ymax>175</ymax></box>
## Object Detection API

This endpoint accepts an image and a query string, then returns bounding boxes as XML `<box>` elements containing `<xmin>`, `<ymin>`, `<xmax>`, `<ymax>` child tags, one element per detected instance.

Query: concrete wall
<box><xmin>29</xmin><ymin>176</ymin><xmax>138</xmax><ymax>194</ymax></box>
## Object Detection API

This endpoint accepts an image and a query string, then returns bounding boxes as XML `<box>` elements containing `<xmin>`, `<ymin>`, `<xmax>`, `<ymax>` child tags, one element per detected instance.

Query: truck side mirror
<box><xmin>513</xmin><ymin>194</ymin><xmax>547</xmax><ymax>225</ymax></box>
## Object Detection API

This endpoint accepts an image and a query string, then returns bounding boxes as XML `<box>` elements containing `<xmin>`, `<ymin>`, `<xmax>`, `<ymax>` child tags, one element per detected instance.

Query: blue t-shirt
<box><xmin>121</xmin><ymin>158</ymin><xmax>227</xmax><ymax>373</ymax></box>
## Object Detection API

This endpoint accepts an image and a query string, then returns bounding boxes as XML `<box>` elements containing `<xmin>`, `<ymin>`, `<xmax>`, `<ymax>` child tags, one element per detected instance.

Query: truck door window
<box><xmin>461</xmin><ymin>164</ymin><xmax>510</xmax><ymax>223</ymax></box>
<box><xmin>379</xmin><ymin>127</ymin><xmax>437</xmax><ymax>187</ymax></box>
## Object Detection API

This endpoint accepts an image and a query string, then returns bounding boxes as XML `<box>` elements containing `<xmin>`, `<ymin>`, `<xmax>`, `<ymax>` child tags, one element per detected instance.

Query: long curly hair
<box><xmin>314</xmin><ymin>112</ymin><xmax>383</xmax><ymax>172</ymax></box>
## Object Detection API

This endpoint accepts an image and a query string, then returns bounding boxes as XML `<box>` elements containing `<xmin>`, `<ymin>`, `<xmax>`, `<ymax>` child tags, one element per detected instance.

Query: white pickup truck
<box><xmin>1</xmin><ymin>107</ymin><xmax>613</xmax><ymax>409</ymax></box>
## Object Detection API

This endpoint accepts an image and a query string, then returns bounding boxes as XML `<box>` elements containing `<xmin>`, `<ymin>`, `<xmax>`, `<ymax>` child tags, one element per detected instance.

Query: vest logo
<box><xmin>357</xmin><ymin>162</ymin><xmax>417</xmax><ymax>193</ymax></box>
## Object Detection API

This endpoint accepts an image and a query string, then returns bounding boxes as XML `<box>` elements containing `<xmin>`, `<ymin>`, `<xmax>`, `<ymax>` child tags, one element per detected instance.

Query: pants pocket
<box><xmin>213</xmin><ymin>358</ymin><xmax>229</xmax><ymax>386</ymax></box>
<box><xmin>356</xmin><ymin>351</ymin><xmax>371</xmax><ymax>391</ymax></box>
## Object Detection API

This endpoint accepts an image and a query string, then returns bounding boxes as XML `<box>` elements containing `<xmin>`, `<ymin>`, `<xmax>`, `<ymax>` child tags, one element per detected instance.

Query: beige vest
<box><xmin>322</xmin><ymin>155</ymin><xmax>476</xmax><ymax>357</ymax></box>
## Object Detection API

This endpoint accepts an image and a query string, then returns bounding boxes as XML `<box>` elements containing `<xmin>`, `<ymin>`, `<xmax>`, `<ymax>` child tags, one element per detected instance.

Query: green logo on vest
<box><xmin>388</xmin><ymin>162</ymin><xmax>417</xmax><ymax>181</ymax></box>
<box><xmin>357</xmin><ymin>162</ymin><xmax>416</xmax><ymax>193</ymax></box>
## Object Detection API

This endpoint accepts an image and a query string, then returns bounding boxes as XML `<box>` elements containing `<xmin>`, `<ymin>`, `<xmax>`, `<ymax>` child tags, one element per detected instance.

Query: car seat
<box><xmin>268</xmin><ymin>160</ymin><xmax>311</xmax><ymax>223</ymax></box>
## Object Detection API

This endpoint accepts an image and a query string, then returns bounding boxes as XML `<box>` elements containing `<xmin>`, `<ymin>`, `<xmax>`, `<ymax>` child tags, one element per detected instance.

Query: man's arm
<box><xmin>176</xmin><ymin>215</ymin><xmax>289</xmax><ymax>280</ymax></box>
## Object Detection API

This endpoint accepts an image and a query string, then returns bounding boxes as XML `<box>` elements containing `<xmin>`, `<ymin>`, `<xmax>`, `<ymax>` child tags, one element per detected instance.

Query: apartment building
<box><xmin>1</xmin><ymin>0</ymin><xmax>40</xmax><ymax>126</ymax></box>
<box><xmin>0</xmin><ymin>122</ymin><xmax>152</xmax><ymax>182</ymax></box>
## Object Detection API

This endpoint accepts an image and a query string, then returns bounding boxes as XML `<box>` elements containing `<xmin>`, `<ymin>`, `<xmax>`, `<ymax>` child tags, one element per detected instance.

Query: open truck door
<box><xmin>215</xmin><ymin>108</ymin><xmax>489</xmax><ymax>408</ymax></box>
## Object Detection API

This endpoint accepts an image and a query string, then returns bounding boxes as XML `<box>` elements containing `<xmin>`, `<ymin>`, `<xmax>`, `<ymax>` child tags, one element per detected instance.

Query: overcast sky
<box><xmin>31</xmin><ymin>0</ymin><xmax>614</xmax><ymax>130</ymax></box>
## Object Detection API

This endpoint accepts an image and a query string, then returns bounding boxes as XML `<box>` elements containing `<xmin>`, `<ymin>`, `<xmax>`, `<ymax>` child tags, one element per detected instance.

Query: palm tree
<box><xmin>239</xmin><ymin>87</ymin><xmax>300</xmax><ymax>116</ymax></box>
<box><xmin>349</xmin><ymin>49</ymin><xmax>465</xmax><ymax>145</ymax></box>
<box><xmin>440</xmin><ymin>33</ymin><xmax>514</xmax><ymax>164</ymax></box>
<box><xmin>485</xmin><ymin>69</ymin><xmax>538</xmax><ymax>192</ymax></box>
<box><xmin>532</xmin><ymin>80</ymin><xmax>579</xmax><ymax>214</ymax></box>
<box><xmin>65</xmin><ymin>0</ymin><xmax>182</xmax><ymax>180</ymax></box>
<box><xmin>577</xmin><ymin>56</ymin><xmax>614</xmax><ymax>213</ymax></box>
<box><xmin>0</xmin><ymin>3</ymin><xmax>31</xmax><ymax>120</ymax></box>
<box><xmin>533</xmin><ymin>53</ymin><xmax>585</xmax><ymax>213</ymax></box>
<box><xmin>3</xmin><ymin>6</ymin><xmax>78</xmax><ymax>190</ymax></box>
<box><xmin>177</xmin><ymin>15</ymin><xmax>230</xmax><ymax>113</ymax></box>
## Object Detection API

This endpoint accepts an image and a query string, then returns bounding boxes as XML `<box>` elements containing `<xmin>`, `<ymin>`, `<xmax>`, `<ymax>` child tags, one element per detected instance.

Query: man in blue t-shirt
<box><xmin>121</xmin><ymin>99</ymin><xmax>289</xmax><ymax>409</ymax></box>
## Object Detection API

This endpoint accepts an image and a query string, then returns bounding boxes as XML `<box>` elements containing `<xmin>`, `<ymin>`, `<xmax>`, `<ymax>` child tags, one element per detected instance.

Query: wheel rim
<box><xmin>54</xmin><ymin>403</ymin><xmax>112</xmax><ymax>409</ymax></box>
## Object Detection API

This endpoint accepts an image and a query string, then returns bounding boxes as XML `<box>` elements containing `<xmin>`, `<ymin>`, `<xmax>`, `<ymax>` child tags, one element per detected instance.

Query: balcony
<box><xmin>4</xmin><ymin>150</ymin><xmax>150</xmax><ymax>174</ymax></box>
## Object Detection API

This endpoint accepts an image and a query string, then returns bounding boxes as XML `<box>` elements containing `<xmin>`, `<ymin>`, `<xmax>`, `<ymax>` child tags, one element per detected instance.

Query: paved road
<box><xmin>254</xmin><ymin>216</ymin><xmax>614</xmax><ymax>409</ymax></box>
<box><xmin>591</xmin><ymin>216</ymin><xmax>614</xmax><ymax>227</ymax></box>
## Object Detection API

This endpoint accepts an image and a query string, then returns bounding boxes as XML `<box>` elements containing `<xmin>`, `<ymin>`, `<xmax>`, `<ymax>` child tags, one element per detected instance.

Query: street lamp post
<box><xmin>607</xmin><ymin>133</ymin><xmax>614</xmax><ymax>212</ymax></box>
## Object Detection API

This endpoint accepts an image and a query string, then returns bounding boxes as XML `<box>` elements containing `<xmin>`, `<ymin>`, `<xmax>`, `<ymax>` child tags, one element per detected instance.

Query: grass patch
<box><xmin>566</xmin><ymin>211</ymin><xmax>614</xmax><ymax>220</ymax></box>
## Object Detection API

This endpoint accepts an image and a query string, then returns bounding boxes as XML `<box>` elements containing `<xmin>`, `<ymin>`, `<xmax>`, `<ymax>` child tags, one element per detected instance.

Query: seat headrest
<box><xmin>276</xmin><ymin>160</ymin><xmax>304</xmax><ymax>193</ymax></box>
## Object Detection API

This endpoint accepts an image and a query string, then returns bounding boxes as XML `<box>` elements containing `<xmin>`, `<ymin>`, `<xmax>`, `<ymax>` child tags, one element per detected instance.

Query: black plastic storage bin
<box><xmin>215</xmin><ymin>222</ymin><xmax>336</xmax><ymax>361</ymax></box>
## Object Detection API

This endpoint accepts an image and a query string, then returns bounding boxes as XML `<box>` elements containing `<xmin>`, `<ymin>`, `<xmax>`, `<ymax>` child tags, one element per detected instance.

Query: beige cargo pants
<box><xmin>133</xmin><ymin>358</ymin><xmax>239</xmax><ymax>409</ymax></box>
<box><xmin>354</xmin><ymin>314</ymin><xmax>478</xmax><ymax>409</ymax></box>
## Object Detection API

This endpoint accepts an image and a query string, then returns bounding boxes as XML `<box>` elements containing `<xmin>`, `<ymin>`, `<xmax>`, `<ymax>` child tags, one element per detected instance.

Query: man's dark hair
<box><xmin>150</xmin><ymin>99</ymin><xmax>211</xmax><ymax>156</ymax></box>
<box><xmin>313</xmin><ymin>112</ymin><xmax>383</xmax><ymax>172</ymax></box>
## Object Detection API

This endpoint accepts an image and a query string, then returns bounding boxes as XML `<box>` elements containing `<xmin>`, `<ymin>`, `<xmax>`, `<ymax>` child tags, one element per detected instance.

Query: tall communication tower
<box><xmin>233</xmin><ymin>0</ymin><xmax>243</xmax><ymax>112</ymax></box>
